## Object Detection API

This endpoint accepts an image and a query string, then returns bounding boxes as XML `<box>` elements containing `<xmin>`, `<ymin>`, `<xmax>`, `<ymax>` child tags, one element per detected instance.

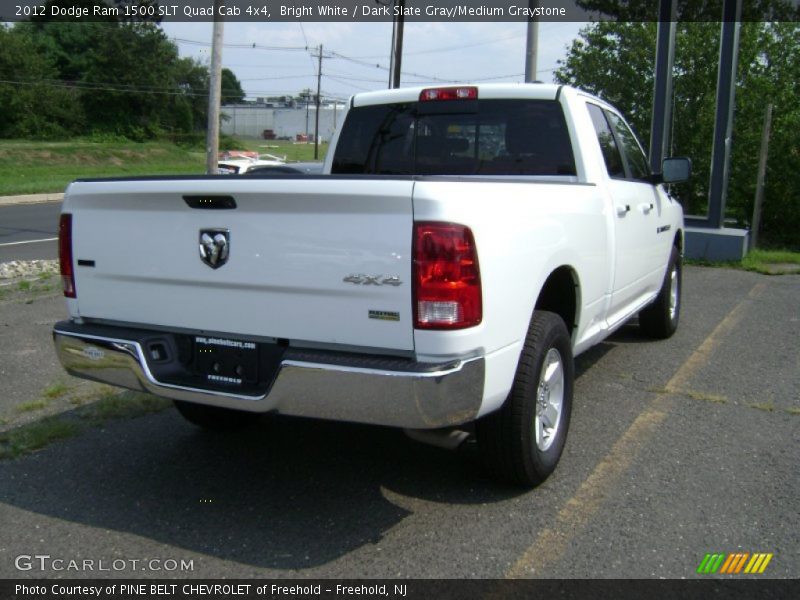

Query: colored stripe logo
<box><xmin>697</xmin><ymin>552</ymin><xmax>773</xmax><ymax>574</ymax></box>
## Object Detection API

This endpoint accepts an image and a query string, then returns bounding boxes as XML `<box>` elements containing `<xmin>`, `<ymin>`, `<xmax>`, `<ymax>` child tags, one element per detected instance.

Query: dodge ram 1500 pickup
<box><xmin>53</xmin><ymin>84</ymin><xmax>690</xmax><ymax>487</ymax></box>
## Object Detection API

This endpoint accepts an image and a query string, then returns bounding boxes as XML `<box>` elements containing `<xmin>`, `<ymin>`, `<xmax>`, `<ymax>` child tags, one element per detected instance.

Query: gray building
<box><xmin>221</xmin><ymin>103</ymin><xmax>347</xmax><ymax>142</ymax></box>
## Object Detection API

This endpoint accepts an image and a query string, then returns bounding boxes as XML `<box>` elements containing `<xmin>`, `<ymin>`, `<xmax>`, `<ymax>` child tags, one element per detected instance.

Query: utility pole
<box><xmin>750</xmin><ymin>103</ymin><xmax>773</xmax><ymax>249</ymax></box>
<box><xmin>304</xmin><ymin>90</ymin><xmax>310</xmax><ymax>139</ymax></box>
<box><xmin>314</xmin><ymin>44</ymin><xmax>323</xmax><ymax>160</ymax></box>
<box><xmin>524</xmin><ymin>0</ymin><xmax>539</xmax><ymax>82</ymax></box>
<box><xmin>205</xmin><ymin>0</ymin><xmax>225</xmax><ymax>175</ymax></box>
<box><xmin>387</xmin><ymin>1</ymin><xmax>397</xmax><ymax>88</ymax></box>
<box><xmin>391</xmin><ymin>0</ymin><xmax>405</xmax><ymax>88</ymax></box>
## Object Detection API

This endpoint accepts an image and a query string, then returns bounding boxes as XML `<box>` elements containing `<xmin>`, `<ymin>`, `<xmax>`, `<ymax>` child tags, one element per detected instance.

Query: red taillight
<box><xmin>59</xmin><ymin>213</ymin><xmax>76</xmax><ymax>298</ymax></box>
<box><xmin>419</xmin><ymin>86</ymin><xmax>478</xmax><ymax>102</ymax></box>
<box><xmin>413</xmin><ymin>222</ymin><xmax>482</xmax><ymax>330</ymax></box>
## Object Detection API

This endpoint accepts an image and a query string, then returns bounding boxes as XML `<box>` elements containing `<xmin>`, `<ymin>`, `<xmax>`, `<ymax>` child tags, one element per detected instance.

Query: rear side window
<box><xmin>332</xmin><ymin>99</ymin><xmax>576</xmax><ymax>176</ymax></box>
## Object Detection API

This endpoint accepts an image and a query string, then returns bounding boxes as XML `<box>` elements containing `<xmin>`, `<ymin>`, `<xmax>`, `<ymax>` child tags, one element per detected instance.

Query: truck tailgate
<box><xmin>65</xmin><ymin>177</ymin><xmax>415</xmax><ymax>352</ymax></box>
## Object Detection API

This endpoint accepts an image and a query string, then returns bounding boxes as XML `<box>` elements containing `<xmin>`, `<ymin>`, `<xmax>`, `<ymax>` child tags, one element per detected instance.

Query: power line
<box><xmin>323</xmin><ymin>71</ymin><xmax>390</xmax><ymax>83</ymax></box>
<box><xmin>297</xmin><ymin>23</ymin><xmax>310</xmax><ymax>48</ymax></box>
<box><xmin>328</xmin><ymin>50</ymin><xmax>452</xmax><ymax>83</ymax></box>
<box><xmin>239</xmin><ymin>74</ymin><xmax>316</xmax><ymax>81</ymax></box>
<box><xmin>0</xmin><ymin>67</ymin><xmax>556</xmax><ymax>100</ymax></box>
<box><xmin>223</xmin><ymin>63</ymin><xmax>310</xmax><ymax>69</ymax></box>
<box><xmin>325</xmin><ymin>76</ymin><xmax>374</xmax><ymax>92</ymax></box>
<box><xmin>0</xmin><ymin>78</ymin><xmax>211</xmax><ymax>97</ymax></box>
<box><xmin>298</xmin><ymin>22</ymin><xmax>319</xmax><ymax>78</ymax></box>
<box><xmin>1</xmin><ymin>45</ymin><xmax>557</xmax><ymax>101</ymax></box>
<box><xmin>24</xmin><ymin>77</ymin><xmax>206</xmax><ymax>93</ymax></box>
<box><xmin>174</xmin><ymin>35</ymin><xmax>557</xmax><ymax>91</ymax></box>
<box><xmin>347</xmin><ymin>31</ymin><xmax>526</xmax><ymax>59</ymax></box>
<box><xmin>172</xmin><ymin>37</ymin><xmax>308</xmax><ymax>51</ymax></box>
<box><xmin>319</xmin><ymin>91</ymin><xmax>351</xmax><ymax>102</ymax></box>
<box><xmin>464</xmin><ymin>73</ymin><xmax>526</xmax><ymax>82</ymax></box>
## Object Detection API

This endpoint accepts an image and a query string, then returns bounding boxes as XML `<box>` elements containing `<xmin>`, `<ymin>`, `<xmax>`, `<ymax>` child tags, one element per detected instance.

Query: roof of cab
<box><xmin>351</xmin><ymin>82</ymin><xmax>565</xmax><ymax>107</ymax></box>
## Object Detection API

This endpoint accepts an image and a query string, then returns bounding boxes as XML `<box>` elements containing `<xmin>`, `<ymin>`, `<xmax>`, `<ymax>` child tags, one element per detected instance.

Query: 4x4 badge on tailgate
<box><xmin>199</xmin><ymin>229</ymin><xmax>230</xmax><ymax>269</ymax></box>
<box><xmin>344</xmin><ymin>274</ymin><xmax>403</xmax><ymax>286</ymax></box>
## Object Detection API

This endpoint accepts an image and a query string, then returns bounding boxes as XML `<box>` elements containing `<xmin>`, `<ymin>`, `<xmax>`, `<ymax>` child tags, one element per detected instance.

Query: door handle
<box><xmin>640</xmin><ymin>202</ymin><xmax>655</xmax><ymax>214</ymax></box>
<box><xmin>616</xmin><ymin>204</ymin><xmax>631</xmax><ymax>217</ymax></box>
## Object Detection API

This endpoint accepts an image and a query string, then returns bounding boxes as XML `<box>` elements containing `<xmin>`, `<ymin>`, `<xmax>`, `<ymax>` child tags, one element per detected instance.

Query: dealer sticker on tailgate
<box><xmin>194</xmin><ymin>336</ymin><xmax>258</xmax><ymax>385</ymax></box>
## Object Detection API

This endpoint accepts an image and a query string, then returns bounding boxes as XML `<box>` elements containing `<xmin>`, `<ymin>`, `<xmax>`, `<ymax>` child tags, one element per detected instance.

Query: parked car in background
<box><xmin>243</xmin><ymin>162</ymin><xmax>324</xmax><ymax>176</ymax></box>
<box><xmin>217</xmin><ymin>151</ymin><xmax>286</xmax><ymax>174</ymax></box>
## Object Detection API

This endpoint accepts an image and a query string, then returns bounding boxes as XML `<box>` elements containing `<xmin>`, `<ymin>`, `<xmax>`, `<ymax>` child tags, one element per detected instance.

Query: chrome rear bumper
<box><xmin>53</xmin><ymin>322</ymin><xmax>484</xmax><ymax>429</ymax></box>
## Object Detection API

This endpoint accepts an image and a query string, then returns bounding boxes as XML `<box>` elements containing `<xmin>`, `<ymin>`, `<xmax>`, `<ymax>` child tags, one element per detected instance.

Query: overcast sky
<box><xmin>160</xmin><ymin>21</ymin><xmax>585</xmax><ymax>102</ymax></box>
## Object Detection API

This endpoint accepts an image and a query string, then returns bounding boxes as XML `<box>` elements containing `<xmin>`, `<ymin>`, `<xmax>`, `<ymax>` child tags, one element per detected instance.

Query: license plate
<box><xmin>194</xmin><ymin>336</ymin><xmax>258</xmax><ymax>385</ymax></box>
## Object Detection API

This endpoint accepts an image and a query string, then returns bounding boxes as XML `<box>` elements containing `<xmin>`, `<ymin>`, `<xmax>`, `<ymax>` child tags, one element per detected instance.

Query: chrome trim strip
<box><xmin>279</xmin><ymin>359</ymin><xmax>470</xmax><ymax>379</ymax></box>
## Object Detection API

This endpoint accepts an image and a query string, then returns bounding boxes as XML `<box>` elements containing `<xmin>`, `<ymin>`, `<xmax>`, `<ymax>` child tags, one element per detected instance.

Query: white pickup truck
<box><xmin>53</xmin><ymin>84</ymin><xmax>689</xmax><ymax>487</ymax></box>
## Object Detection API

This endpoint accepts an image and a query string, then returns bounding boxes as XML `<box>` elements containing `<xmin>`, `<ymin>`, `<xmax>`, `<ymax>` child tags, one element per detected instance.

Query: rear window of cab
<box><xmin>331</xmin><ymin>99</ymin><xmax>576</xmax><ymax>177</ymax></box>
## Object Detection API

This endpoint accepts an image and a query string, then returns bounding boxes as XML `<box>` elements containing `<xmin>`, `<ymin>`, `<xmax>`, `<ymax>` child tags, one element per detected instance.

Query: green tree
<box><xmin>0</xmin><ymin>26</ymin><xmax>84</xmax><ymax>138</ymax></box>
<box><xmin>14</xmin><ymin>5</ymin><xmax>247</xmax><ymax>139</ymax></box>
<box><xmin>79</xmin><ymin>21</ymin><xmax>179</xmax><ymax>138</ymax></box>
<box><xmin>172</xmin><ymin>57</ymin><xmax>210</xmax><ymax>133</ymax></box>
<box><xmin>555</xmin><ymin>21</ymin><xmax>800</xmax><ymax>249</ymax></box>
<box><xmin>19</xmin><ymin>4</ymin><xmax>197</xmax><ymax>140</ymax></box>
<box><xmin>221</xmin><ymin>68</ymin><xmax>245</xmax><ymax>104</ymax></box>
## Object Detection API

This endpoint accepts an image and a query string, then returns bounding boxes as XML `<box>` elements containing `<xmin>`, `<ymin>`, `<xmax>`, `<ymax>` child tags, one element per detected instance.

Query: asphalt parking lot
<box><xmin>0</xmin><ymin>265</ymin><xmax>797</xmax><ymax>579</ymax></box>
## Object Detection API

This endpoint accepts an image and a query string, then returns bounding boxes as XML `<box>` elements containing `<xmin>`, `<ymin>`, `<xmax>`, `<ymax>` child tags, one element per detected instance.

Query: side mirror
<box><xmin>661</xmin><ymin>157</ymin><xmax>692</xmax><ymax>184</ymax></box>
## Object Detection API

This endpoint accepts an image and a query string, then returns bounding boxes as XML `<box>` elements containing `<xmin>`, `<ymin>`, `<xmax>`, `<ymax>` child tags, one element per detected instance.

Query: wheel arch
<box><xmin>533</xmin><ymin>265</ymin><xmax>581</xmax><ymax>341</ymax></box>
<box><xmin>674</xmin><ymin>228</ymin><xmax>684</xmax><ymax>254</ymax></box>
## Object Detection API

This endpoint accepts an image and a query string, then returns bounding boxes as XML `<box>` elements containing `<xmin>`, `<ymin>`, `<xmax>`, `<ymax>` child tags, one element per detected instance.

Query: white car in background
<box><xmin>217</xmin><ymin>151</ymin><xmax>286</xmax><ymax>174</ymax></box>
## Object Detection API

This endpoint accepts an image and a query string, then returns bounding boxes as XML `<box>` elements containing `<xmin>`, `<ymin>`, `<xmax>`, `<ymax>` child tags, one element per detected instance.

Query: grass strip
<box><xmin>0</xmin><ymin>417</ymin><xmax>81</xmax><ymax>459</ymax></box>
<box><xmin>0</xmin><ymin>138</ymin><xmax>326</xmax><ymax>196</ymax></box>
<box><xmin>686</xmin><ymin>248</ymin><xmax>800</xmax><ymax>275</ymax></box>
<box><xmin>0</xmin><ymin>391</ymin><xmax>171</xmax><ymax>460</ymax></box>
<box><xmin>79</xmin><ymin>393</ymin><xmax>171</xmax><ymax>425</ymax></box>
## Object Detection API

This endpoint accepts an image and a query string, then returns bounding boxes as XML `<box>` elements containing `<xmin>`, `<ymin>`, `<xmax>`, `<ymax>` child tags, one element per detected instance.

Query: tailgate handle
<box><xmin>183</xmin><ymin>195</ymin><xmax>237</xmax><ymax>210</ymax></box>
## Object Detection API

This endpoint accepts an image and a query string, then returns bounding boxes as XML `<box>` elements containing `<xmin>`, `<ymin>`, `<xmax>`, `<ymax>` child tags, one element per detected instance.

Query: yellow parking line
<box><xmin>505</xmin><ymin>281</ymin><xmax>767</xmax><ymax>579</ymax></box>
<box><xmin>505</xmin><ymin>402</ymin><xmax>669</xmax><ymax>577</ymax></box>
<box><xmin>665</xmin><ymin>282</ymin><xmax>766</xmax><ymax>393</ymax></box>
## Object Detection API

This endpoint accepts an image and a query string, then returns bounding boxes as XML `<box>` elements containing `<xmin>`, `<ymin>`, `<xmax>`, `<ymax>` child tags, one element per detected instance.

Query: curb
<box><xmin>0</xmin><ymin>193</ymin><xmax>64</xmax><ymax>207</ymax></box>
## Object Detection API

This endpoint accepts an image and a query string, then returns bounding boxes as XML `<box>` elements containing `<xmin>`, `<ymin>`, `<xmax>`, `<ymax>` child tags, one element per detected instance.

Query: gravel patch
<box><xmin>0</xmin><ymin>260</ymin><xmax>59</xmax><ymax>281</ymax></box>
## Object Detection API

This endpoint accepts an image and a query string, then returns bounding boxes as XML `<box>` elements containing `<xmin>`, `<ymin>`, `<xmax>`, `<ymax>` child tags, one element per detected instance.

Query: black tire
<box><xmin>174</xmin><ymin>400</ymin><xmax>255</xmax><ymax>431</ymax></box>
<box><xmin>476</xmin><ymin>311</ymin><xmax>574</xmax><ymax>488</ymax></box>
<box><xmin>639</xmin><ymin>245</ymin><xmax>681</xmax><ymax>339</ymax></box>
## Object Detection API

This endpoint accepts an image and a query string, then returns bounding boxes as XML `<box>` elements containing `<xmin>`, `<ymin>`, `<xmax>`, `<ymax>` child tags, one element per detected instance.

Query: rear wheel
<box><xmin>639</xmin><ymin>245</ymin><xmax>681</xmax><ymax>339</ymax></box>
<box><xmin>476</xmin><ymin>311</ymin><xmax>574</xmax><ymax>488</ymax></box>
<box><xmin>174</xmin><ymin>400</ymin><xmax>255</xmax><ymax>431</ymax></box>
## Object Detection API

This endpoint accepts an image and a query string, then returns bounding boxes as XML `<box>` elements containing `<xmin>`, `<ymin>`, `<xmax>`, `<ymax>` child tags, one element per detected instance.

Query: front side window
<box><xmin>332</xmin><ymin>99</ymin><xmax>576</xmax><ymax>176</ymax></box>
<box><xmin>606</xmin><ymin>111</ymin><xmax>650</xmax><ymax>180</ymax></box>
<box><xmin>587</xmin><ymin>103</ymin><xmax>625</xmax><ymax>179</ymax></box>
